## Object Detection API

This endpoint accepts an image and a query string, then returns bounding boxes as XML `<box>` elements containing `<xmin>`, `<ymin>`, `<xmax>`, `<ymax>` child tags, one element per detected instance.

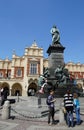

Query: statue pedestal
<box><xmin>47</xmin><ymin>42</ymin><xmax>65</xmax><ymax>78</ymax></box>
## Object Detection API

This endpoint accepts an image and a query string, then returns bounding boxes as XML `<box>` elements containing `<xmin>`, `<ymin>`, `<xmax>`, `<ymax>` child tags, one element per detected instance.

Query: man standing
<box><xmin>47</xmin><ymin>90</ymin><xmax>56</xmax><ymax>125</ymax></box>
<box><xmin>64</xmin><ymin>89</ymin><xmax>74</xmax><ymax>127</ymax></box>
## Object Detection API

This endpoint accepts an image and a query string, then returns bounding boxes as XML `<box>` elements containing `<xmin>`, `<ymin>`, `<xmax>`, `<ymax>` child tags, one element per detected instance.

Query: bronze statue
<box><xmin>54</xmin><ymin>65</ymin><xmax>70</xmax><ymax>85</ymax></box>
<box><xmin>43</xmin><ymin>68</ymin><xmax>50</xmax><ymax>78</ymax></box>
<box><xmin>50</xmin><ymin>25</ymin><xmax>60</xmax><ymax>44</ymax></box>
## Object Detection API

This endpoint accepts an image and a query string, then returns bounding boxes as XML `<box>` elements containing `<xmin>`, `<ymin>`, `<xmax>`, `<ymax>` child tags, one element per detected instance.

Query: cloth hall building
<box><xmin>0</xmin><ymin>41</ymin><xmax>84</xmax><ymax>96</ymax></box>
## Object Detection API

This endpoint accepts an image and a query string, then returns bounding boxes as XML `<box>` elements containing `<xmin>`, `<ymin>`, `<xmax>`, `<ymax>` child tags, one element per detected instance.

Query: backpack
<box><xmin>46</xmin><ymin>97</ymin><xmax>51</xmax><ymax>105</ymax></box>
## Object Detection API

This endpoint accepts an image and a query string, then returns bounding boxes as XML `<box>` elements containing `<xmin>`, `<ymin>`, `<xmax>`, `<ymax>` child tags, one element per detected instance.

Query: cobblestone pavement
<box><xmin>0</xmin><ymin>116</ymin><xmax>84</xmax><ymax>130</ymax></box>
<box><xmin>0</xmin><ymin>96</ymin><xmax>84</xmax><ymax>130</ymax></box>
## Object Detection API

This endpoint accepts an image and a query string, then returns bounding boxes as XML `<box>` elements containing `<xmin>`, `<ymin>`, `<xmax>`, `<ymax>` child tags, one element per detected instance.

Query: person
<box><xmin>1</xmin><ymin>88</ymin><xmax>8</xmax><ymax>106</ymax></box>
<box><xmin>0</xmin><ymin>88</ymin><xmax>4</xmax><ymax>106</ymax></box>
<box><xmin>64</xmin><ymin>89</ymin><xmax>74</xmax><ymax>127</ymax></box>
<box><xmin>38</xmin><ymin>78</ymin><xmax>48</xmax><ymax>94</ymax></box>
<box><xmin>38</xmin><ymin>75</ymin><xmax>47</xmax><ymax>94</ymax></box>
<box><xmin>0</xmin><ymin>87</ymin><xmax>4</xmax><ymax>96</ymax></box>
<box><xmin>73</xmin><ymin>93</ymin><xmax>81</xmax><ymax>125</ymax></box>
<box><xmin>38</xmin><ymin>75</ymin><xmax>45</xmax><ymax>86</ymax></box>
<box><xmin>50</xmin><ymin>25</ymin><xmax>60</xmax><ymax>44</ymax></box>
<box><xmin>47</xmin><ymin>90</ymin><xmax>56</xmax><ymax>125</ymax></box>
<box><xmin>38</xmin><ymin>68</ymin><xmax>50</xmax><ymax>94</ymax></box>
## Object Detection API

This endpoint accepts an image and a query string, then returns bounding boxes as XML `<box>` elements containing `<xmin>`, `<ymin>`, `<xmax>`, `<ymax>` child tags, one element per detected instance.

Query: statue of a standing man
<box><xmin>50</xmin><ymin>25</ymin><xmax>60</xmax><ymax>45</ymax></box>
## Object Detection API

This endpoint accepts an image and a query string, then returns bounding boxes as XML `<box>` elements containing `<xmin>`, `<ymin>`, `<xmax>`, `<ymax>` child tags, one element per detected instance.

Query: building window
<box><xmin>16</xmin><ymin>68</ymin><xmax>22</xmax><ymax>77</ymax></box>
<box><xmin>8</xmin><ymin>72</ymin><xmax>11</xmax><ymax>78</ymax></box>
<box><xmin>0</xmin><ymin>72</ymin><xmax>3</xmax><ymax>78</ymax></box>
<box><xmin>30</xmin><ymin>63</ymin><xmax>37</xmax><ymax>75</ymax></box>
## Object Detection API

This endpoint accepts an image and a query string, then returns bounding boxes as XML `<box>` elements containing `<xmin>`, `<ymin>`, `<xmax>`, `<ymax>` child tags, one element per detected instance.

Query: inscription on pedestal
<box><xmin>48</xmin><ymin>53</ymin><xmax>64</xmax><ymax>69</ymax></box>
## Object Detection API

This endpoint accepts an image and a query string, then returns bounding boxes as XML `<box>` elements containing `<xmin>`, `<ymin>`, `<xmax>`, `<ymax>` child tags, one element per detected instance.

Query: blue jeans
<box><xmin>66</xmin><ymin>111</ymin><xmax>74</xmax><ymax>127</ymax></box>
<box><xmin>75</xmin><ymin>107</ymin><xmax>81</xmax><ymax>124</ymax></box>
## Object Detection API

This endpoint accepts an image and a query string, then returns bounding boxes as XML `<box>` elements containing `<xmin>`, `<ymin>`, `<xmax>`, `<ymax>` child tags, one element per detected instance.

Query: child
<box><xmin>73</xmin><ymin>93</ymin><xmax>81</xmax><ymax>125</ymax></box>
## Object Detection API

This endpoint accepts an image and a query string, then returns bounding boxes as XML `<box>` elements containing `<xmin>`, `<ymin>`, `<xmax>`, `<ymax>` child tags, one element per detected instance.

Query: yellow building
<box><xmin>0</xmin><ymin>41</ymin><xmax>84</xmax><ymax>96</ymax></box>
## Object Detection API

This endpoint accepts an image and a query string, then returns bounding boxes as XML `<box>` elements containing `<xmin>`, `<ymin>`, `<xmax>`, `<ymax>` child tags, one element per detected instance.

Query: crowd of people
<box><xmin>46</xmin><ymin>89</ymin><xmax>82</xmax><ymax>127</ymax></box>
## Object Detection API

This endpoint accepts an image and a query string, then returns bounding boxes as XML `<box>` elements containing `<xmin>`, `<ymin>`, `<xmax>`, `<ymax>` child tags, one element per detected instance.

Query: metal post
<box><xmin>17</xmin><ymin>93</ymin><xmax>19</xmax><ymax>102</ymax></box>
<box><xmin>38</xmin><ymin>94</ymin><xmax>41</xmax><ymax>108</ymax></box>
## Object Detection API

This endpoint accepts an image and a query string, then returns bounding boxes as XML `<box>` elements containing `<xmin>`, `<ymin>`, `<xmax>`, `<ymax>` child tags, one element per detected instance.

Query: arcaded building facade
<box><xmin>0</xmin><ymin>41</ymin><xmax>84</xmax><ymax>96</ymax></box>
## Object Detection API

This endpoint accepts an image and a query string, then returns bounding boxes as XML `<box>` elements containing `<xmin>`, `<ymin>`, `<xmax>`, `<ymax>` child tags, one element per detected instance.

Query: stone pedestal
<box><xmin>1</xmin><ymin>100</ymin><xmax>11</xmax><ymax>119</ymax></box>
<box><xmin>47</xmin><ymin>42</ymin><xmax>65</xmax><ymax>77</ymax></box>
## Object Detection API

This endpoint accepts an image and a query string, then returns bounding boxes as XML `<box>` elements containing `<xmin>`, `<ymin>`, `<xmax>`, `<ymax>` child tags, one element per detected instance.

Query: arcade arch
<box><xmin>0</xmin><ymin>82</ymin><xmax>10</xmax><ymax>95</ymax></box>
<box><xmin>11</xmin><ymin>83</ymin><xmax>22</xmax><ymax>96</ymax></box>
<box><xmin>27</xmin><ymin>82</ymin><xmax>37</xmax><ymax>96</ymax></box>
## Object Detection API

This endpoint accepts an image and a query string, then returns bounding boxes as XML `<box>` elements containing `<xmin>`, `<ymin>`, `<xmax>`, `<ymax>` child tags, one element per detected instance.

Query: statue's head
<box><xmin>53</xmin><ymin>25</ymin><xmax>57</xmax><ymax>28</ymax></box>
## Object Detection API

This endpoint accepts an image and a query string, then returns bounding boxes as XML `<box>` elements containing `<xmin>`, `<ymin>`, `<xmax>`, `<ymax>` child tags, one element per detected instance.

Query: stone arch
<box><xmin>11</xmin><ymin>83</ymin><xmax>22</xmax><ymax>96</ymax></box>
<box><xmin>27</xmin><ymin>82</ymin><xmax>37</xmax><ymax>96</ymax></box>
<box><xmin>34</xmin><ymin>79</ymin><xmax>38</xmax><ymax>84</ymax></box>
<box><xmin>0</xmin><ymin>82</ymin><xmax>10</xmax><ymax>95</ymax></box>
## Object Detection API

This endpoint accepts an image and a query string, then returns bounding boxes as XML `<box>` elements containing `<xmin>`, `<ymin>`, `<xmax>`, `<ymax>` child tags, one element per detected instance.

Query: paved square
<box><xmin>27</xmin><ymin>125</ymin><xmax>84</xmax><ymax>130</ymax></box>
<box><xmin>0</xmin><ymin>121</ymin><xmax>18</xmax><ymax>130</ymax></box>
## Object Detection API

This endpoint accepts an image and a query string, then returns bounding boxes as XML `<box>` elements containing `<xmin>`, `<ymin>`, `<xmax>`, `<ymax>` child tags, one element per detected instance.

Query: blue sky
<box><xmin>0</xmin><ymin>0</ymin><xmax>84</xmax><ymax>63</ymax></box>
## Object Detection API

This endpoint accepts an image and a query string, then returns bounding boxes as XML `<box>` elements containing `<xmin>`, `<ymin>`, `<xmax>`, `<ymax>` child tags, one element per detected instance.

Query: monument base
<box><xmin>47</xmin><ymin>43</ymin><xmax>65</xmax><ymax>77</ymax></box>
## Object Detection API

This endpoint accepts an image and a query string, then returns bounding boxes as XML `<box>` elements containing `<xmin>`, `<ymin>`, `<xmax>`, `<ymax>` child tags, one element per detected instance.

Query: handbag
<box><xmin>62</xmin><ymin>107</ymin><xmax>67</xmax><ymax>113</ymax></box>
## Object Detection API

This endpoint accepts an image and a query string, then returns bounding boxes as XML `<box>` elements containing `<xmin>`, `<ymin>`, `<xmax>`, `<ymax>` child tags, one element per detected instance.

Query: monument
<box><xmin>47</xmin><ymin>25</ymin><xmax>65</xmax><ymax>71</ymax></box>
<box><xmin>38</xmin><ymin>25</ymin><xmax>82</xmax><ymax>97</ymax></box>
<box><xmin>47</xmin><ymin>25</ymin><xmax>65</xmax><ymax>80</ymax></box>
